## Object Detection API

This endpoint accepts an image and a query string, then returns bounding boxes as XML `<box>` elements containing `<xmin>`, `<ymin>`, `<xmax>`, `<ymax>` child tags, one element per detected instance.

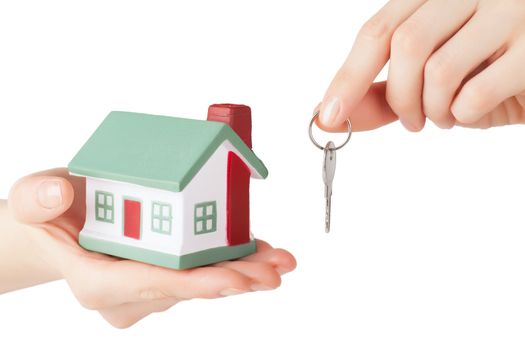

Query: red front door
<box><xmin>124</xmin><ymin>199</ymin><xmax>141</xmax><ymax>239</ymax></box>
<box><xmin>226</xmin><ymin>152</ymin><xmax>250</xmax><ymax>245</ymax></box>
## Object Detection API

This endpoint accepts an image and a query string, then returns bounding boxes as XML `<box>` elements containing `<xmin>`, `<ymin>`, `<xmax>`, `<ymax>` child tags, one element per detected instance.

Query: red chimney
<box><xmin>207</xmin><ymin>104</ymin><xmax>252</xmax><ymax>149</ymax></box>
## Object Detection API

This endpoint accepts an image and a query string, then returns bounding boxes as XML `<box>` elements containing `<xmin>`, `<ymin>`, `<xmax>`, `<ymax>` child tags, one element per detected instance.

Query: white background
<box><xmin>1</xmin><ymin>1</ymin><xmax>525</xmax><ymax>349</ymax></box>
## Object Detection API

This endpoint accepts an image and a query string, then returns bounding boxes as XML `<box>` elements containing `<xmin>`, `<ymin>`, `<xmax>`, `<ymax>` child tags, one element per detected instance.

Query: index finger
<box><xmin>319</xmin><ymin>0</ymin><xmax>424</xmax><ymax>130</ymax></box>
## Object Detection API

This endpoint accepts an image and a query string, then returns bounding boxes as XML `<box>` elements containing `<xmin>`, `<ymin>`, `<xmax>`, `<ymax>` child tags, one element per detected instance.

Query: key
<box><xmin>309</xmin><ymin>110</ymin><xmax>352</xmax><ymax>233</ymax></box>
<box><xmin>323</xmin><ymin>141</ymin><xmax>336</xmax><ymax>233</ymax></box>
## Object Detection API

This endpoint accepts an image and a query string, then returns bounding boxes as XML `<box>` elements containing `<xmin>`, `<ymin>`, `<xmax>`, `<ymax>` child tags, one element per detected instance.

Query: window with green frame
<box><xmin>194</xmin><ymin>201</ymin><xmax>217</xmax><ymax>234</ymax></box>
<box><xmin>95</xmin><ymin>191</ymin><xmax>114</xmax><ymax>223</ymax></box>
<box><xmin>152</xmin><ymin>202</ymin><xmax>172</xmax><ymax>234</ymax></box>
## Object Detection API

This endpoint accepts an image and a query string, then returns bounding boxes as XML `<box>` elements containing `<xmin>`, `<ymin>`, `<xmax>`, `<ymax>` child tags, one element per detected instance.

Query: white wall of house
<box><xmin>179</xmin><ymin>142</ymin><xmax>228</xmax><ymax>254</ymax></box>
<box><xmin>80</xmin><ymin>140</ymin><xmax>252</xmax><ymax>256</ymax></box>
<box><xmin>179</xmin><ymin>139</ymin><xmax>256</xmax><ymax>254</ymax></box>
<box><xmin>83</xmin><ymin>177</ymin><xmax>184</xmax><ymax>255</ymax></box>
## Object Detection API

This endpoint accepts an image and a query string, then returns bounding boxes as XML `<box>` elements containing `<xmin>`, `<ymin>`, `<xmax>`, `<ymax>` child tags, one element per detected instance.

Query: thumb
<box><xmin>8</xmin><ymin>175</ymin><xmax>75</xmax><ymax>224</ymax></box>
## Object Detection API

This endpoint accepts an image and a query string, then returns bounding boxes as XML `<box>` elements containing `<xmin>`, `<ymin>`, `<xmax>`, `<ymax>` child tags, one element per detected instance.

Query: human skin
<box><xmin>318</xmin><ymin>0</ymin><xmax>525</xmax><ymax>132</ymax></box>
<box><xmin>0</xmin><ymin>168</ymin><xmax>296</xmax><ymax>328</ymax></box>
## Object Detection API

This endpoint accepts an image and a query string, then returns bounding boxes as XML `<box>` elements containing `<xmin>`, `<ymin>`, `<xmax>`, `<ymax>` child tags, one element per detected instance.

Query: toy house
<box><xmin>68</xmin><ymin>104</ymin><xmax>268</xmax><ymax>269</ymax></box>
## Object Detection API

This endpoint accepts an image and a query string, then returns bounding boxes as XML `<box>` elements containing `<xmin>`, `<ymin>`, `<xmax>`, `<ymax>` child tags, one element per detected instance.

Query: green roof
<box><xmin>68</xmin><ymin>111</ymin><xmax>268</xmax><ymax>192</ymax></box>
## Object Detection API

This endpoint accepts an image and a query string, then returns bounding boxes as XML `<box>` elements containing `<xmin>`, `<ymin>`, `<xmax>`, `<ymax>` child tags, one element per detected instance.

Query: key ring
<box><xmin>308</xmin><ymin>111</ymin><xmax>352</xmax><ymax>151</ymax></box>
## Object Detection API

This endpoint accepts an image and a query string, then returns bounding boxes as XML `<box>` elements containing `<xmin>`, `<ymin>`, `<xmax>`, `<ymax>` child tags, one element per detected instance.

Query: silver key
<box><xmin>323</xmin><ymin>141</ymin><xmax>336</xmax><ymax>233</ymax></box>
<box><xmin>309</xmin><ymin>111</ymin><xmax>352</xmax><ymax>233</ymax></box>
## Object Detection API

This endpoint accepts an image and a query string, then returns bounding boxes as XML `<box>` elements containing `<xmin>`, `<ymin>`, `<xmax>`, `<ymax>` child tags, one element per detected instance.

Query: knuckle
<box><xmin>360</xmin><ymin>13</ymin><xmax>392</xmax><ymax>41</ymax></box>
<box><xmin>460</xmin><ymin>82</ymin><xmax>493</xmax><ymax>114</ymax></box>
<box><xmin>425</xmin><ymin>53</ymin><xmax>454</xmax><ymax>85</ymax></box>
<box><xmin>391</xmin><ymin>20</ymin><xmax>425</xmax><ymax>56</ymax></box>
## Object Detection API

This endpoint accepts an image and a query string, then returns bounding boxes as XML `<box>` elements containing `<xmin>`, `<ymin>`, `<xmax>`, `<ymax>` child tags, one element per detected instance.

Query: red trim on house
<box><xmin>226</xmin><ymin>151</ymin><xmax>251</xmax><ymax>246</ymax></box>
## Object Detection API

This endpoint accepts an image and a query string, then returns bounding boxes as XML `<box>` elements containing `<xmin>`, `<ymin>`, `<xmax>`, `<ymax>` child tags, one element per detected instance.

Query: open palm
<box><xmin>8</xmin><ymin>168</ymin><xmax>296</xmax><ymax>328</ymax></box>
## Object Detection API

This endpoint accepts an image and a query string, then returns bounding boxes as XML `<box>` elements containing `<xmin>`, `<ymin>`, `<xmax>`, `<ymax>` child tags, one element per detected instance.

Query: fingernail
<box><xmin>320</xmin><ymin>96</ymin><xmax>340</xmax><ymax>126</ymax></box>
<box><xmin>250</xmin><ymin>284</ymin><xmax>274</xmax><ymax>291</ymax></box>
<box><xmin>37</xmin><ymin>181</ymin><xmax>62</xmax><ymax>209</ymax></box>
<box><xmin>219</xmin><ymin>288</ymin><xmax>246</xmax><ymax>297</ymax></box>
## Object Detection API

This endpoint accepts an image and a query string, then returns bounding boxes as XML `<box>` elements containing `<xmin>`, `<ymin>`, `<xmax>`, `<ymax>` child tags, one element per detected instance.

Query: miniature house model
<box><xmin>68</xmin><ymin>104</ymin><xmax>268</xmax><ymax>269</ymax></box>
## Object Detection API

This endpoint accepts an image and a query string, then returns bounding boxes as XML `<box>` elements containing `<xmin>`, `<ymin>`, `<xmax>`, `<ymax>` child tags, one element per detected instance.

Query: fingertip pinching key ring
<box><xmin>308</xmin><ymin>110</ymin><xmax>352</xmax><ymax>233</ymax></box>
<box><xmin>308</xmin><ymin>111</ymin><xmax>352</xmax><ymax>151</ymax></box>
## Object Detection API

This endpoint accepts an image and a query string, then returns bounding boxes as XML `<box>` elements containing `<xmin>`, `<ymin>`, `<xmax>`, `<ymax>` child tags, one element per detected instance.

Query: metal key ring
<box><xmin>308</xmin><ymin>111</ymin><xmax>352</xmax><ymax>151</ymax></box>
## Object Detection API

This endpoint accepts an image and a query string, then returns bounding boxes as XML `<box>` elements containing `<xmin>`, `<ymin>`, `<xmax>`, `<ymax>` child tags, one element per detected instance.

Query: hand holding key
<box><xmin>309</xmin><ymin>112</ymin><xmax>352</xmax><ymax>233</ymax></box>
<box><xmin>316</xmin><ymin>0</ymin><xmax>525</xmax><ymax>132</ymax></box>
